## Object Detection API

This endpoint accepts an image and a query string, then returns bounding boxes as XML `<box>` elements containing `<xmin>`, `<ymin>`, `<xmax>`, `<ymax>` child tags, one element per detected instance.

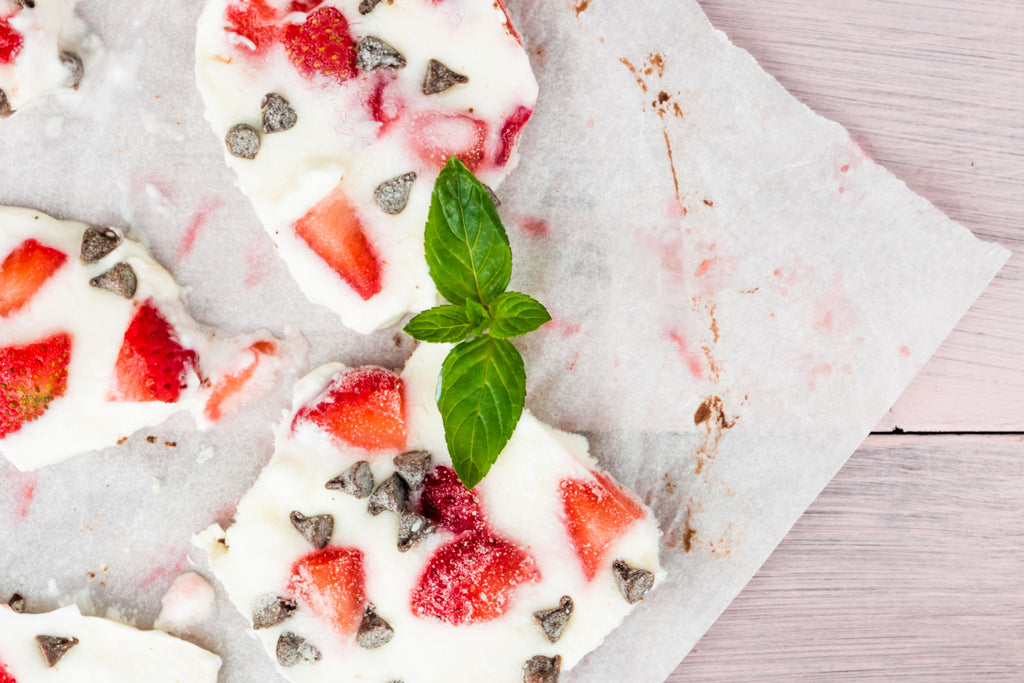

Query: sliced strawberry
<box><xmin>559</xmin><ymin>472</ymin><xmax>646</xmax><ymax>581</ymax></box>
<box><xmin>287</xmin><ymin>0</ymin><xmax>323</xmax><ymax>12</ymax></box>
<box><xmin>495</xmin><ymin>105</ymin><xmax>532</xmax><ymax>167</ymax></box>
<box><xmin>366</xmin><ymin>72</ymin><xmax>403</xmax><ymax>134</ymax></box>
<box><xmin>224</xmin><ymin>0</ymin><xmax>281</xmax><ymax>55</ymax></box>
<box><xmin>0</xmin><ymin>15</ymin><xmax>23</xmax><ymax>65</ymax></box>
<box><xmin>417</xmin><ymin>465</ymin><xmax>486</xmax><ymax>534</ymax></box>
<box><xmin>288</xmin><ymin>546</ymin><xmax>366</xmax><ymax>639</ymax></box>
<box><xmin>203</xmin><ymin>340</ymin><xmax>277</xmax><ymax>422</ymax></box>
<box><xmin>411</xmin><ymin>530</ymin><xmax>540</xmax><ymax>625</ymax></box>
<box><xmin>0</xmin><ymin>333</ymin><xmax>71</xmax><ymax>439</ymax></box>
<box><xmin>407</xmin><ymin>111</ymin><xmax>488</xmax><ymax>172</ymax></box>
<box><xmin>293</xmin><ymin>184</ymin><xmax>382</xmax><ymax>299</ymax></box>
<box><xmin>292</xmin><ymin>366</ymin><xmax>407</xmax><ymax>452</ymax></box>
<box><xmin>109</xmin><ymin>302</ymin><xmax>197</xmax><ymax>403</ymax></box>
<box><xmin>0</xmin><ymin>239</ymin><xmax>68</xmax><ymax>318</ymax></box>
<box><xmin>0</xmin><ymin>659</ymin><xmax>15</xmax><ymax>683</ymax></box>
<box><xmin>282</xmin><ymin>7</ymin><xmax>357</xmax><ymax>85</ymax></box>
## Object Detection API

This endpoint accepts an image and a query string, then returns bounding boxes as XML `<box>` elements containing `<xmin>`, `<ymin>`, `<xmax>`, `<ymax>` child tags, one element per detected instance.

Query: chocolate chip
<box><xmin>357</xmin><ymin>36</ymin><xmax>407</xmax><ymax>71</ymax></box>
<box><xmin>276</xmin><ymin>632</ymin><xmax>321</xmax><ymax>667</ymax></box>
<box><xmin>358</xmin><ymin>0</ymin><xmax>382</xmax><ymax>14</ymax></box>
<box><xmin>373</xmin><ymin>172</ymin><xmax>416</xmax><ymax>215</ymax></box>
<box><xmin>89</xmin><ymin>262</ymin><xmax>137</xmax><ymax>299</ymax></box>
<box><xmin>80</xmin><ymin>226</ymin><xmax>122</xmax><ymax>263</ymax></box>
<box><xmin>397</xmin><ymin>510</ymin><xmax>434</xmax><ymax>552</ymax></box>
<box><xmin>532</xmin><ymin>596</ymin><xmax>573</xmax><ymax>643</ymax></box>
<box><xmin>261</xmin><ymin>93</ymin><xmax>297</xmax><ymax>134</ymax></box>
<box><xmin>483</xmin><ymin>183</ymin><xmax>502</xmax><ymax>208</ymax></box>
<box><xmin>325</xmin><ymin>461</ymin><xmax>374</xmax><ymax>499</ymax></box>
<box><xmin>289</xmin><ymin>511</ymin><xmax>334</xmax><ymax>550</ymax></box>
<box><xmin>9</xmin><ymin>593</ymin><xmax>25</xmax><ymax>613</ymax></box>
<box><xmin>15</xmin><ymin>0</ymin><xmax>35</xmax><ymax>7</ymax></box>
<box><xmin>36</xmin><ymin>635</ymin><xmax>78</xmax><ymax>667</ymax></box>
<box><xmin>0</xmin><ymin>89</ymin><xmax>12</xmax><ymax>118</ymax></box>
<box><xmin>356</xmin><ymin>604</ymin><xmax>394</xmax><ymax>649</ymax></box>
<box><xmin>367</xmin><ymin>473</ymin><xmax>409</xmax><ymax>516</ymax></box>
<box><xmin>422</xmin><ymin>59</ymin><xmax>468</xmax><ymax>95</ymax></box>
<box><xmin>60</xmin><ymin>51</ymin><xmax>83</xmax><ymax>89</ymax></box>
<box><xmin>225</xmin><ymin>124</ymin><xmax>260</xmax><ymax>159</ymax></box>
<box><xmin>252</xmin><ymin>594</ymin><xmax>297</xmax><ymax>629</ymax></box>
<box><xmin>612</xmin><ymin>560</ymin><xmax>655</xmax><ymax>604</ymax></box>
<box><xmin>523</xmin><ymin>655</ymin><xmax>561</xmax><ymax>683</ymax></box>
<box><xmin>393</xmin><ymin>450</ymin><xmax>431</xmax><ymax>490</ymax></box>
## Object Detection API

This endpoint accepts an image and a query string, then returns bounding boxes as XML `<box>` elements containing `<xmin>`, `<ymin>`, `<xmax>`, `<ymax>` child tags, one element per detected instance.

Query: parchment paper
<box><xmin>0</xmin><ymin>1</ymin><xmax>1009</xmax><ymax>682</ymax></box>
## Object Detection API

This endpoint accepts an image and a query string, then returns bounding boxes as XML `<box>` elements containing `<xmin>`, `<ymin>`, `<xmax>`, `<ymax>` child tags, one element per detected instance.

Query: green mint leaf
<box><xmin>438</xmin><ymin>335</ymin><xmax>526</xmax><ymax>489</ymax></box>
<box><xmin>464</xmin><ymin>298</ymin><xmax>489</xmax><ymax>336</ymax></box>
<box><xmin>488</xmin><ymin>292</ymin><xmax>552</xmax><ymax>339</ymax></box>
<box><xmin>424</xmin><ymin>158</ymin><xmax>511</xmax><ymax>306</ymax></box>
<box><xmin>404</xmin><ymin>305</ymin><xmax>475</xmax><ymax>343</ymax></box>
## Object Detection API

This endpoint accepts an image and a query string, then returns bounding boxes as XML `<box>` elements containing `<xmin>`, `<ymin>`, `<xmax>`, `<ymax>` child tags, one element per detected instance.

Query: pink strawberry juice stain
<box><xmin>14</xmin><ymin>472</ymin><xmax>37</xmax><ymax>522</ymax></box>
<box><xmin>176</xmin><ymin>198</ymin><xmax>222</xmax><ymax>261</ymax></box>
<box><xmin>668</xmin><ymin>331</ymin><xmax>703</xmax><ymax>379</ymax></box>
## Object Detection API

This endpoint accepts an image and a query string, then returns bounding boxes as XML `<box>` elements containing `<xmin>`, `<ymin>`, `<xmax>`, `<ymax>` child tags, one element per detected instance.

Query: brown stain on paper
<box><xmin>574</xmin><ymin>0</ymin><xmax>590</xmax><ymax>16</ymax></box>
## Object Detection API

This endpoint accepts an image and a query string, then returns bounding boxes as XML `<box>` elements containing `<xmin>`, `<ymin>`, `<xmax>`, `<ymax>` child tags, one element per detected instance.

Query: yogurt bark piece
<box><xmin>195</xmin><ymin>0</ymin><xmax>538</xmax><ymax>333</ymax></box>
<box><xmin>0</xmin><ymin>206</ymin><xmax>303</xmax><ymax>470</ymax></box>
<box><xmin>196</xmin><ymin>344</ymin><xmax>663</xmax><ymax>683</ymax></box>
<box><xmin>0</xmin><ymin>601</ymin><xmax>221</xmax><ymax>681</ymax></box>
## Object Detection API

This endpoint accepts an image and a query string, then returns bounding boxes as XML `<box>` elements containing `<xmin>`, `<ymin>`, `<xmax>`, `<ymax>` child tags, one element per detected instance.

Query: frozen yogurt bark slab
<box><xmin>0</xmin><ymin>601</ymin><xmax>221</xmax><ymax>681</ymax></box>
<box><xmin>196</xmin><ymin>344</ymin><xmax>663</xmax><ymax>682</ymax></box>
<box><xmin>0</xmin><ymin>206</ymin><xmax>303</xmax><ymax>470</ymax></box>
<box><xmin>195</xmin><ymin>0</ymin><xmax>538</xmax><ymax>333</ymax></box>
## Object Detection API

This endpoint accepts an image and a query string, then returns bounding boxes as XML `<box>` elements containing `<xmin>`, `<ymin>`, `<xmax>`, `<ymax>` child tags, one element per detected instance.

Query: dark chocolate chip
<box><xmin>225</xmin><ymin>124</ymin><xmax>260</xmax><ymax>159</ymax></box>
<box><xmin>15</xmin><ymin>0</ymin><xmax>35</xmax><ymax>8</ymax></box>
<box><xmin>367</xmin><ymin>473</ymin><xmax>409</xmax><ymax>516</ymax></box>
<box><xmin>612</xmin><ymin>560</ymin><xmax>655</xmax><ymax>604</ymax></box>
<box><xmin>289</xmin><ymin>511</ymin><xmax>334</xmax><ymax>550</ymax></box>
<box><xmin>89</xmin><ymin>262</ymin><xmax>137</xmax><ymax>299</ymax></box>
<box><xmin>397</xmin><ymin>510</ymin><xmax>434</xmax><ymax>552</ymax></box>
<box><xmin>393</xmin><ymin>450</ymin><xmax>431</xmax><ymax>490</ymax></box>
<box><xmin>325</xmin><ymin>460</ymin><xmax>374</xmax><ymax>499</ymax></box>
<box><xmin>276</xmin><ymin>632</ymin><xmax>321</xmax><ymax>667</ymax></box>
<box><xmin>357</xmin><ymin>36</ymin><xmax>407</xmax><ymax>71</ymax></box>
<box><xmin>252</xmin><ymin>594</ymin><xmax>297</xmax><ymax>629</ymax></box>
<box><xmin>261</xmin><ymin>93</ymin><xmax>297</xmax><ymax>134</ymax></box>
<box><xmin>532</xmin><ymin>596</ymin><xmax>573</xmax><ymax>643</ymax></box>
<box><xmin>60</xmin><ymin>51</ymin><xmax>84</xmax><ymax>89</ymax></box>
<box><xmin>36</xmin><ymin>635</ymin><xmax>79</xmax><ymax>667</ymax></box>
<box><xmin>483</xmin><ymin>183</ymin><xmax>502</xmax><ymax>208</ymax></box>
<box><xmin>80</xmin><ymin>226</ymin><xmax>122</xmax><ymax>263</ymax></box>
<box><xmin>373</xmin><ymin>172</ymin><xmax>416</xmax><ymax>215</ymax></box>
<box><xmin>523</xmin><ymin>654</ymin><xmax>561</xmax><ymax>683</ymax></box>
<box><xmin>0</xmin><ymin>89</ymin><xmax>12</xmax><ymax>118</ymax></box>
<box><xmin>358</xmin><ymin>0</ymin><xmax>382</xmax><ymax>14</ymax></box>
<box><xmin>422</xmin><ymin>59</ymin><xmax>468</xmax><ymax>95</ymax></box>
<box><xmin>356</xmin><ymin>604</ymin><xmax>394</xmax><ymax>649</ymax></box>
<box><xmin>9</xmin><ymin>593</ymin><xmax>25</xmax><ymax>613</ymax></box>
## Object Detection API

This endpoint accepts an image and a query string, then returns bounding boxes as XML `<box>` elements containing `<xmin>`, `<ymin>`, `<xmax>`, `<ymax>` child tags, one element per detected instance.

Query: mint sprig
<box><xmin>404</xmin><ymin>158</ymin><xmax>551</xmax><ymax>489</ymax></box>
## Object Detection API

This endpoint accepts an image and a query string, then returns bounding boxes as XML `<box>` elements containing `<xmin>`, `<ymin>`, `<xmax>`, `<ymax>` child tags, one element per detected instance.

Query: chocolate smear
<box><xmin>261</xmin><ymin>93</ymin><xmax>297</xmax><ymax>134</ymax></box>
<box><xmin>9</xmin><ymin>593</ymin><xmax>25</xmax><ymax>613</ymax></box>
<box><xmin>523</xmin><ymin>655</ymin><xmax>561</xmax><ymax>683</ymax></box>
<box><xmin>357</xmin><ymin>36</ymin><xmax>407</xmax><ymax>71</ymax></box>
<box><xmin>397</xmin><ymin>510</ymin><xmax>434</xmax><ymax>552</ymax></box>
<box><xmin>80</xmin><ymin>226</ymin><xmax>122</xmax><ymax>263</ymax></box>
<box><xmin>60</xmin><ymin>51</ymin><xmax>83</xmax><ymax>89</ymax></box>
<box><xmin>253</xmin><ymin>594</ymin><xmax>297</xmax><ymax>629</ymax></box>
<box><xmin>276</xmin><ymin>632</ymin><xmax>321</xmax><ymax>667</ymax></box>
<box><xmin>356</xmin><ymin>604</ymin><xmax>394</xmax><ymax>649</ymax></box>
<box><xmin>325</xmin><ymin>460</ymin><xmax>374</xmax><ymax>499</ymax></box>
<box><xmin>367</xmin><ymin>473</ymin><xmax>409</xmax><ymax>516</ymax></box>
<box><xmin>532</xmin><ymin>596</ymin><xmax>573</xmax><ymax>643</ymax></box>
<box><xmin>422</xmin><ymin>59</ymin><xmax>468</xmax><ymax>95</ymax></box>
<box><xmin>373</xmin><ymin>172</ymin><xmax>416</xmax><ymax>215</ymax></box>
<box><xmin>90</xmin><ymin>262</ymin><xmax>137</xmax><ymax>299</ymax></box>
<box><xmin>612</xmin><ymin>560</ymin><xmax>655</xmax><ymax>604</ymax></box>
<box><xmin>36</xmin><ymin>635</ymin><xmax>79</xmax><ymax>667</ymax></box>
<box><xmin>358</xmin><ymin>0</ymin><xmax>382</xmax><ymax>14</ymax></box>
<box><xmin>289</xmin><ymin>511</ymin><xmax>334</xmax><ymax>550</ymax></box>
<box><xmin>483</xmin><ymin>183</ymin><xmax>502</xmax><ymax>208</ymax></box>
<box><xmin>393</xmin><ymin>450</ymin><xmax>431</xmax><ymax>490</ymax></box>
<box><xmin>225</xmin><ymin>123</ymin><xmax>260</xmax><ymax>159</ymax></box>
<box><xmin>0</xmin><ymin>89</ymin><xmax>11</xmax><ymax>118</ymax></box>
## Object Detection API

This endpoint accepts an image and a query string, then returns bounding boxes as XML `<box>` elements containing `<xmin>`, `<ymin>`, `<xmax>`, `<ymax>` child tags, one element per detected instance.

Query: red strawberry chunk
<box><xmin>559</xmin><ymin>472</ymin><xmax>646</xmax><ymax>581</ymax></box>
<box><xmin>287</xmin><ymin>0</ymin><xmax>323</xmax><ymax>12</ymax></box>
<box><xmin>417</xmin><ymin>465</ymin><xmax>486</xmax><ymax>534</ymax></box>
<box><xmin>0</xmin><ymin>15</ymin><xmax>23</xmax><ymax>65</ymax></box>
<box><xmin>224</xmin><ymin>0</ymin><xmax>281</xmax><ymax>55</ymax></box>
<box><xmin>366</xmin><ymin>72</ymin><xmax>403</xmax><ymax>133</ymax></box>
<box><xmin>288</xmin><ymin>546</ymin><xmax>366</xmax><ymax>639</ymax></box>
<box><xmin>292</xmin><ymin>366</ymin><xmax>407</xmax><ymax>452</ymax></box>
<box><xmin>0</xmin><ymin>239</ymin><xmax>68</xmax><ymax>318</ymax></box>
<box><xmin>411</xmin><ymin>531</ymin><xmax>540</xmax><ymax>625</ymax></box>
<box><xmin>203</xmin><ymin>340</ymin><xmax>277</xmax><ymax>422</ymax></box>
<box><xmin>495</xmin><ymin>105</ymin><xmax>532</xmax><ymax>167</ymax></box>
<box><xmin>109</xmin><ymin>302</ymin><xmax>197</xmax><ymax>403</ymax></box>
<box><xmin>408</xmin><ymin>111</ymin><xmax>488</xmax><ymax>172</ymax></box>
<box><xmin>0</xmin><ymin>660</ymin><xmax>15</xmax><ymax>683</ymax></box>
<box><xmin>0</xmin><ymin>333</ymin><xmax>71</xmax><ymax>438</ymax></box>
<box><xmin>293</xmin><ymin>184</ymin><xmax>382</xmax><ymax>300</ymax></box>
<box><xmin>283</xmin><ymin>7</ymin><xmax>356</xmax><ymax>85</ymax></box>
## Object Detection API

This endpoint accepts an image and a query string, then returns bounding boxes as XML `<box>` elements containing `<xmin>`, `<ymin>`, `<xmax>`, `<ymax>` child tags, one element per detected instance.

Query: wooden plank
<box><xmin>667</xmin><ymin>434</ymin><xmax>1024</xmax><ymax>681</ymax></box>
<box><xmin>695</xmin><ymin>0</ymin><xmax>1024</xmax><ymax>432</ymax></box>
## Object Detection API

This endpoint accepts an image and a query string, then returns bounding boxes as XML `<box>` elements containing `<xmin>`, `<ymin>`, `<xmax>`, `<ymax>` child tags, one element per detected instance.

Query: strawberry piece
<box><xmin>224</xmin><ymin>0</ymin><xmax>281</xmax><ymax>55</ymax></box>
<box><xmin>366</xmin><ymin>72</ymin><xmax>403</xmax><ymax>133</ymax></box>
<box><xmin>288</xmin><ymin>546</ymin><xmax>366</xmax><ymax>639</ymax></box>
<box><xmin>293</xmin><ymin>184</ymin><xmax>382</xmax><ymax>300</ymax></box>
<box><xmin>411</xmin><ymin>530</ymin><xmax>540</xmax><ymax>625</ymax></box>
<box><xmin>0</xmin><ymin>239</ymin><xmax>68</xmax><ymax>318</ymax></box>
<box><xmin>417</xmin><ymin>465</ymin><xmax>486</xmax><ymax>534</ymax></box>
<box><xmin>109</xmin><ymin>302</ymin><xmax>197</xmax><ymax>403</ymax></box>
<box><xmin>287</xmin><ymin>0</ymin><xmax>323</xmax><ymax>12</ymax></box>
<box><xmin>559</xmin><ymin>472</ymin><xmax>646</xmax><ymax>581</ymax></box>
<box><xmin>203</xmin><ymin>340</ymin><xmax>277</xmax><ymax>422</ymax></box>
<box><xmin>407</xmin><ymin>111</ymin><xmax>488</xmax><ymax>172</ymax></box>
<box><xmin>0</xmin><ymin>660</ymin><xmax>15</xmax><ymax>683</ymax></box>
<box><xmin>495</xmin><ymin>105</ymin><xmax>532</xmax><ymax>167</ymax></box>
<box><xmin>292</xmin><ymin>366</ymin><xmax>407</xmax><ymax>452</ymax></box>
<box><xmin>0</xmin><ymin>15</ymin><xmax>23</xmax><ymax>65</ymax></box>
<box><xmin>0</xmin><ymin>333</ymin><xmax>71</xmax><ymax>438</ymax></box>
<box><xmin>282</xmin><ymin>7</ymin><xmax>357</xmax><ymax>85</ymax></box>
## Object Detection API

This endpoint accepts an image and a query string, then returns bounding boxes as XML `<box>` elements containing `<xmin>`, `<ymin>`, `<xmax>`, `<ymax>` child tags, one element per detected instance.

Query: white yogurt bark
<box><xmin>196</xmin><ymin>344</ymin><xmax>663</xmax><ymax>683</ymax></box>
<box><xmin>195</xmin><ymin>0</ymin><xmax>538</xmax><ymax>333</ymax></box>
<box><xmin>0</xmin><ymin>206</ymin><xmax>303</xmax><ymax>470</ymax></box>
<box><xmin>0</xmin><ymin>602</ymin><xmax>221</xmax><ymax>681</ymax></box>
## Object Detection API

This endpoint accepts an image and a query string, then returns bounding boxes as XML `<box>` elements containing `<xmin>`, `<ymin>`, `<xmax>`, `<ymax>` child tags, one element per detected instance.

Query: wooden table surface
<box><xmin>668</xmin><ymin>1</ymin><xmax>1023</xmax><ymax>680</ymax></box>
